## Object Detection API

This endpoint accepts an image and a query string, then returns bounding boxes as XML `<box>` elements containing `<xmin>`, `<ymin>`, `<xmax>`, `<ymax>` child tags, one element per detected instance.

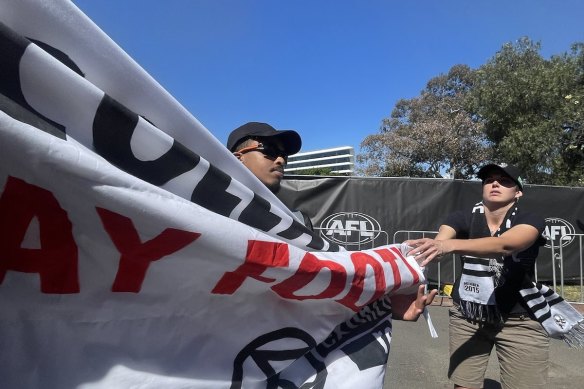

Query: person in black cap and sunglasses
<box><xmin>228</xmin><ymin>121</ymin><xmax>437</xmax><ymax>320</ymax></box>
<box><xmin>405</xmin><ymin>163</ymin><xmax>551</xmax><ymax>389</ymax></box>
<box><xmin>227</xmin><ymin>122</ymin><xmax>301</xmax><ymax>194</ymax></box>
<box><xmin>228</xmin><ymin>121</ymin><xmax>315</xmax><ymax>229</ymax></box>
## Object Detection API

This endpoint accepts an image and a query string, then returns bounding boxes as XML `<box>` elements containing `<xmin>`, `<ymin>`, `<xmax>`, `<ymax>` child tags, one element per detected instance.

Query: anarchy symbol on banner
<box><xmin>230</xmin><ymin>327</ymin><xmax>327</xmax><ymax>389</ymax></box>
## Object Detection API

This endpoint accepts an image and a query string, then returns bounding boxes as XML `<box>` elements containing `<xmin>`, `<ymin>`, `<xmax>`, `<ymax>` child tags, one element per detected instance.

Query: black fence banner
<box><xmin>280</xmin><ymin>176</ymin><xmax>584</xmax><ymax>284</ymax></box>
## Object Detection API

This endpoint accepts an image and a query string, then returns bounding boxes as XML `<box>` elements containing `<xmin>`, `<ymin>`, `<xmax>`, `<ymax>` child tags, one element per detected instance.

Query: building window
<box><xmin>285</xmin><ymin>146</ymin><xmax>355</xmax><ymax>174</ymax></box>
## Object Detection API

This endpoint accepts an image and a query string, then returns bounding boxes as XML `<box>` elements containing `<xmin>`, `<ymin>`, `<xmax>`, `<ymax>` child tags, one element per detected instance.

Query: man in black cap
<box><xmin>226</xmin><ymin>123</ymin><xmax>438</xmax><ymax>389</ymax></box>
<box><xmin>227</xmin><ymin>122</ymin><xmax>301</xmax><ymax>194</ymax></box>
<box><xmin>228</xmin><ymin>121</ymin><xmax>436</xmax><ymax>319</ymax></box>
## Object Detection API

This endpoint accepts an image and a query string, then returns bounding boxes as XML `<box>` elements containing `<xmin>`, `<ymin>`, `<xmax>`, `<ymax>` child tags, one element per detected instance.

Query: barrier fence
<box><xmin>391</xmin><ymin>230</ymin><xmax>584</xmax><ymax>304</ymax></box>
<box><xmin>392</xmin><ymin>230</ymin><xmax>456</xmax><ymax>298</ymax></box>
<box><xmin>311</xmin><ymin>228</ymin><xmax>584</xmax><ymax>304</ymax></box>
<box><xmin>550</xmin><ymin>233</ymin><xmax>584</xmax><ymax>303</ymax></box>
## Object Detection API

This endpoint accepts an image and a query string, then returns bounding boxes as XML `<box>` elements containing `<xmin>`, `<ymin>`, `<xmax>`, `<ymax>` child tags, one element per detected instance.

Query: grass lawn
<box><xmin>556</xmin><ymin>284</ymin><xmax>583</xmax><ymax>303</ymax></box>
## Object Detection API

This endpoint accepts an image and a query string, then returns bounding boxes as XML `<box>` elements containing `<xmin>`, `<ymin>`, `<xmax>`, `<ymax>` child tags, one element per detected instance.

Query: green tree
<box><xmin>358</xmin><ymin>65</ymin><xmax>492</xmax><ymax>178</ymax></box>
<box><xmin>359</xmin><ymin>37</ymin><xmax>584</xmax><ymax>186</ymax></box>
<box><xmin>290</xmin><ymin>167</ymin><xmax>336</xmax><ymax>176</ymax></box>
<box><xmin>470</xmin><ymin>38</ymin><xmax>584</xmax><ymax>186</ymax></box>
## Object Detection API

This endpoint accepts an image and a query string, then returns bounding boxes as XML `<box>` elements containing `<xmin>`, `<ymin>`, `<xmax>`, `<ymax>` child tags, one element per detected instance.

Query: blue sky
<box><xmin>73</xmin><ymin>0</ymin><xmax>584</xmax><ymax>154</ymax></box>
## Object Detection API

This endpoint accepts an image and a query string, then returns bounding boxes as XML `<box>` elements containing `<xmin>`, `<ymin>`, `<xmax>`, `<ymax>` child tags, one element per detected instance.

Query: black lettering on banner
<box><xmin>191</xmin><ymin>168</ymin><xmax>336</xmax><ymax>251</ymax></box>
<box><xmin>315</xmin><ymin>296</ymin><xmax>392</xmax><ymax>365</ymax></box>
<box><xmin>342</xmin><ymin>320</ymin><xmax>391</xmax><ymax>370</ymax></box>
<box><xmin>0</xmin><ymin>22</ymin><xmax>65</xmax><ymax>138</ymax></box>
<box><xmin>238</xmin><ymin>193</ymin><xmax>339</xmax><ymax>252</ymax></box>
<box><xmin>191</xmin><ymin>166</ymin><xmax>336</xmax><ymax>251</ymax></box>
<box><xmin>190</xmin><ymin>164</ymin><xmax>242</xmax><ymax>217</ymax></box>
<box><xmin>93</xmin><ymin>95</ymin><xmax>200</xmax><ymax>186</ymax></box>
<box><xmin>276</xmin><ymin>220</ymin><xmax>306</xmax><ymax>241</ymax></box>
<box><xmin>309</xmin><ymin>232</ymin><xmax>337</xmax><ymax>252</ymax></box>
<box><xmin>239</xmin><ymin>193</ymin><xmax>282</xmax><ymax>232</ymax></box>
<box><xmin>28</xmin><ymin>38</ymin><xmax>85</xmax><ymax>77</ymax></box>
<box><xmin>0</xmin><ymin>22</ymin><xmax>336</xmax><ymax>253</ymax></box>
<box><xmin>278</xmin><ymin>220</ymin><xmax>339</xmax><ymax>252</ymax></box>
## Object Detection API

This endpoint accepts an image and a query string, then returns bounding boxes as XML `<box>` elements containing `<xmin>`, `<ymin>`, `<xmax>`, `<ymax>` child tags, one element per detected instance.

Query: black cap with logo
<box><xmin>227</xmin><ymin>122</ymin><xmax>302</xmax><ymax>155</ymax></box>
<box><xmin>477</xmin><ymin>163</ymin><xmax>524</xmax><ymax>190</ymax></box>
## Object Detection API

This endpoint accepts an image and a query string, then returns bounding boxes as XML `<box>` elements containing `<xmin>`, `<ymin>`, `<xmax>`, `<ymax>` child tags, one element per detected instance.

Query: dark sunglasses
<box><xmin>482</xmin><ymin>176</ymin><xmax>517</xmax><ymax>188</ymax></box>
<box><xmin>237</xmin><ymin>142</ymin><xmax>288</xmax><ymax>162</ymax></box>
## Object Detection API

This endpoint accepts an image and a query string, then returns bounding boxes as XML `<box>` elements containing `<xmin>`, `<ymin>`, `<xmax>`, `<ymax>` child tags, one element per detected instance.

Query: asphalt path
<box><xmin>383</xmin><ymin>299</ymin><xmax>584</xmax><ymax>389</ymax></box>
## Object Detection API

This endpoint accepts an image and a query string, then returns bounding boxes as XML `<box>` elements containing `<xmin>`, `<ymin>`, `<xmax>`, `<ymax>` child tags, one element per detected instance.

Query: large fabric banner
<box><xmin>0</xmin><ymin>1</ymin><xmax>427</xmax><ymax>388</ymax></box>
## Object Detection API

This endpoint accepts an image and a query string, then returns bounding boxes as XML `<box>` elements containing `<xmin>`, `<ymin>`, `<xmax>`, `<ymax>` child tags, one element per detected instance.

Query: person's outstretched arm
<box><xmin>405</xmin><ymin>224</ymin><xmax>540</xmax><ymax>267</ymax></box>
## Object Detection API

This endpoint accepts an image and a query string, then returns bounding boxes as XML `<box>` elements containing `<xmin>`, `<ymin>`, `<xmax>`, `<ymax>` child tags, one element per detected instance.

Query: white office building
<box><xmin>285</xmin><ymin>146</ymin><xmax>355</xmax><ymax>175</ymax></box>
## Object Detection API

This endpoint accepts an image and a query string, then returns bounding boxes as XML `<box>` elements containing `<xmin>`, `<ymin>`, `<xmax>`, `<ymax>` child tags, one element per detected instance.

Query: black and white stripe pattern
<box><xmin>456</xmin><ymin>202</ymin><xmax>516</xmax><ymax>323</ymax></box>
<box><xmin>520</xmin><ymin>283</ymin><xmax>584</xmax><ymax>348</ymax></box>
<box><xmin>458</xmin><ymin>255</ymin><xmax>500</xmax><ymax>322</ymax></box>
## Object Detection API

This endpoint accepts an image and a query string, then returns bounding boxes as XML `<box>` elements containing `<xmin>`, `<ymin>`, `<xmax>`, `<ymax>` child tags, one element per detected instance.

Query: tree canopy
<box><xmin>358</xmin><ymin>38</ymin><xmax>584</xmax><ymax>187</ymax></box>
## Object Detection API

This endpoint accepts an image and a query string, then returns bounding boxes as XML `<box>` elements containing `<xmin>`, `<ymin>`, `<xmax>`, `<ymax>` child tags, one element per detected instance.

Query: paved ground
<box><xmin>383</xmin><ymin>299</ymin><xmax>584</xmax><ymax>389</ymax></box>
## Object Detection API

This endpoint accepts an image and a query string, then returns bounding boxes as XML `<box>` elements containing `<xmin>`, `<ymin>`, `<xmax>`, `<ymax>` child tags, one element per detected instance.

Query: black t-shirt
<box><xmin>444</xmin><ymin>207</ymin><xmax>545</xmax><ymax>313</ymax></box>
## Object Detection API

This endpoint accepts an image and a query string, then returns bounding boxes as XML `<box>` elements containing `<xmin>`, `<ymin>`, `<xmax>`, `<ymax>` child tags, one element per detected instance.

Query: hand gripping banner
<box><xmin>0</xmin><ymin>1</ymin><xmax>428</xmax><ymax>388</ymax></box>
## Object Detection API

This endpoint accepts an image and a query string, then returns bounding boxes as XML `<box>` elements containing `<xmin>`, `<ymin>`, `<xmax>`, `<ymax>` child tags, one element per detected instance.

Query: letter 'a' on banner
<box><xmin>0</xmin><ymin>1</ymin><xmax>428</xmax><ymax>388</ymax></box>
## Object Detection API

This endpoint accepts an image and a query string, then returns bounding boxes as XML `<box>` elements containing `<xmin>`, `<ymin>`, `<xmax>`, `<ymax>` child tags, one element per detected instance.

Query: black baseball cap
<box><xmin>227</xmin><ymin>122</ymin><xmax>301</xmax><ymax>155</ymax></box>
<box><xmin>477</xmin><ymin>163</ymin><xmax>524</xmax><ymax>190</ymax></box>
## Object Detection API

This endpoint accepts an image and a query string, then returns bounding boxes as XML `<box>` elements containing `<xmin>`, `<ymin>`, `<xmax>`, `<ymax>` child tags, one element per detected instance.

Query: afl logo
<box><xmin>319</xmin><ymin>212</ymin><xmax>382</xmax><ymax>246</ymax></box>
<box><xmin>543</xmin><ymin>218</ymin><xmax>575</xmax><ymax>248</ymax></box>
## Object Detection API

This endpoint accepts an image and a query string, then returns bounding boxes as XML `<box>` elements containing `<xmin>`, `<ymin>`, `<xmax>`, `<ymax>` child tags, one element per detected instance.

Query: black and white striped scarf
<box><xmin>457</xmin><ymin>202</ymin><xmax>510</xmax><ymax>324</ymax></box>
<box><xmin>520</xmin><ymin>283</ymin><xmax>584</xmax><ymax>347</ymax></box>
<box><xmin>458</xmin><ymin>202</ymin><xmax>584</xmax><ymax>347</ymax></box>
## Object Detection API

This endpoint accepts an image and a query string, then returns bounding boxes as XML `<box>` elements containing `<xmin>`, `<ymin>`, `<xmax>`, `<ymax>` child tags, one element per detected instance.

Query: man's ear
<box><xmin>515</xmin><ymin>190</ymin><xmax>523</xmax><ymax>199</ymax></box>
<box><xmin>233</xmin><ymin>152</ymin><xmax>243</xmax><ymax>161</ymax></box>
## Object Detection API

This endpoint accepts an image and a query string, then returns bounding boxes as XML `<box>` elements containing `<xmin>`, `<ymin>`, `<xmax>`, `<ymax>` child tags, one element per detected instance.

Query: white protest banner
<box><xmin>0</xmin><ymin>1</ymin><xmax>427</xmax><ymax>387</ymax></box>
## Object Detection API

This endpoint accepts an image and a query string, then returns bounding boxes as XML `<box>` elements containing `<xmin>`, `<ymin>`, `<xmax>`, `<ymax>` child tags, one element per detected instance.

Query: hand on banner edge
<box><xmin>390</xmin><ymin>285</ymin><xmax>438</xmax><ymax>321</ymax></box>
<box><xmin>403</xmin><ymin>238</ymin><xmax>447</xmax><ymax>267</ymax></box>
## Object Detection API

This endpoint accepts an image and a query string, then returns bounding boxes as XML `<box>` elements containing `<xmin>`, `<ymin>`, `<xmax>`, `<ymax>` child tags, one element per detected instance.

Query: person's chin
<box><xmin>267</xmin><ymin>183</ymin><xmax>281</xmax><ymax>194</ymax></box>
<box><xmin>265</xmin><ymin>178</ymin><xmax>282</xmax><ymax>194</ymax></box>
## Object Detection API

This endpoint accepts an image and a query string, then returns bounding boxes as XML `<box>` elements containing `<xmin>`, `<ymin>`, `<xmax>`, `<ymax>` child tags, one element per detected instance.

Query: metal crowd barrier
<box><xmin>313</xmin><ymin>227</ymin><xmax>584</xmax><ymax>303</ymax></box>
<box><xmin>549</xmin><ymin>233</ymin><xmax>584</xmax><ymax>304</ymax></box>
<box><xmin>392</xmin><ymin>230</ymin><xmax>584</xmax><ymax>304</ymax></box>
<box><xmin>392</xmin><ymin>230</ymin><xmax>456</xmax><ymax>297</ymax></box>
